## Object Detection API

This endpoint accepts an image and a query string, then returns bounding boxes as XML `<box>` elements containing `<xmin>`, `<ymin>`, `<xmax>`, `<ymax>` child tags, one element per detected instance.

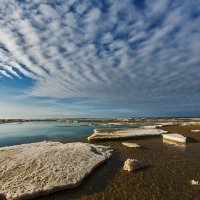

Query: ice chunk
<box><xmin>88</xmin><ymin>128</ymin><xmax>167</xmax><ymax>141</ymax></box>
<box><xmin>123</xmin><ymin>159</ymin><xmax>148</xmax><ymax>172</ymax></box>
<box><xmin>122</xmin><ymin>142</ymin><xmax>141</xmax><ymax>148</ymax></box>
<box><xmin>191</xmin><ymin>180</ymin><xmax>199</xmax><ymax>185</ymax></box>
<box><xmin>0</xmin><ymin>141</ymin><xmax>112</xmax><ymax>200</ymax></box>
<box><xmin>191</xmin><ymin>130</ymin><xmax>200</xmax><ymax>133</ymax></box>
<box><xmin>162</xmin><ymin>133</ymin><xmax>187</xmax><ymax>143</ymax></box>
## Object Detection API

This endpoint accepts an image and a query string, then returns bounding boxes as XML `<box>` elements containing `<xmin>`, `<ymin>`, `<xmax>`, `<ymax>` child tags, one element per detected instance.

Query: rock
<box><xmin>123</xmin><ymin>159</ymin><xmax>148</xmax><ymax>172</ymax></box>
<box><xmin>162</xmin><ymin>133</ymin><xmax>187</xmax><ymax>143</ymax></box>
<box><xmin>191</xmin><ymin>180</ymin><xmax>200</xmax><ymax>185</ymax></box>
<box><xmin>191</xmin><ymin>130</ymin><xmax>200</xmax><ymax>133</ymax></box>
<box><xmin>0</xmin><ymin>141</ymin><xmax>112</xmax><ymax>200</ymax></box>
<box><xmin>122</xmin><ymin>142</ymin><xmax>141</xmax><ymax>148</ymax></box>
<box><xmin>88</xmin><ymin>128</ymin><xmax>167</xmax><ymax>141</ymax></box>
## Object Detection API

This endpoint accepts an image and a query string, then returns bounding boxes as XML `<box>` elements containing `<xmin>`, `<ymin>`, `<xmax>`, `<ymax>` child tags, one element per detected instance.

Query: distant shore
<box><xmin>1</xmin><ymin>117</ymin><xmax>200</xmax><ymax>125</ymax></box>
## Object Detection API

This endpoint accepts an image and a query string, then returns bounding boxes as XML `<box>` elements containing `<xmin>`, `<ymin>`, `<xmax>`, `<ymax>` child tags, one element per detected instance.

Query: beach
<box><xmin>29</xmin><ymin>125</ymin><xmax>200</xmax><ymax>200</ymax></box>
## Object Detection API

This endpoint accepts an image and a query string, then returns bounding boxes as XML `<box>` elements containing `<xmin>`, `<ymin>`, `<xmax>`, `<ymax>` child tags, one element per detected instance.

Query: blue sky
<box><xmin>0</xmin><ymin>0</ymin><xmax>200</xmax><ymax>118</ymax></box>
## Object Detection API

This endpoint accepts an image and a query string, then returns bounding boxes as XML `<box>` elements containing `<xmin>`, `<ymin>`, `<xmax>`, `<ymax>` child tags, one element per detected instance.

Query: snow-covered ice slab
<box><xmin>162</xmin><ymin>133</ymin><xmax>187</xmax><ymax>143</ymax></box>
<box><xmin>88</xmin><ymin>128</ymin><xmax>167</xmax><ymax>141</ymax></box>
<box><xmin>0</xmin><ymin>141</ymin><xmax>112</xmax><ymax>200</ymax></box>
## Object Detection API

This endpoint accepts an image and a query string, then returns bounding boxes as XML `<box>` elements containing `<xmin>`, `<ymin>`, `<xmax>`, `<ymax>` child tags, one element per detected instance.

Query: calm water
<box><xmin>0</xmin><ymin>121</ymin><xmax>134</xmax><ymax>147</ymax></box>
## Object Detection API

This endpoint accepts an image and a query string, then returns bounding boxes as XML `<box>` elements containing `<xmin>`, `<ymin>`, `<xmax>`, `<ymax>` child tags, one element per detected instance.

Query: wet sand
<box><xmin>33</xmin><ymin>125</ymin><xmax>200</xmax><ymax>200</ymax></box>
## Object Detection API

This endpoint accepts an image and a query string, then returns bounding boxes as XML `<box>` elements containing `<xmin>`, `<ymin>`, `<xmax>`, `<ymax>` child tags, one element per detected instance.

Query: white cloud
<box><xmin>0</xmin><ymin>70</ymin><xmax>13</xmax><ymax>79</ymax></box>
<box><xmin>0</xmin><ymin>0</ymin><xmax>199</xmax><ymax>107</ymax></box>
<box><xmin>0</xmin><ymin>64</ymin><xmax>21</xmax><ymax>78</ymax></box>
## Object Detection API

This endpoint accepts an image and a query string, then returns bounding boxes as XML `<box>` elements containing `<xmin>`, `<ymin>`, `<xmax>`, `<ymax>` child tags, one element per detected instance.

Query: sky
<box><xmin>0</xmin><ymin>0</ymin><xmax>200</xmax><ymax>118</ymax></box>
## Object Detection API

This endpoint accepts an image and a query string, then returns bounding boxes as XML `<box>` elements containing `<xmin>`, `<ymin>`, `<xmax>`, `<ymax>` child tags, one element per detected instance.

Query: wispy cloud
<box><xmin>0</xmin><ymin>69</ymin><xmax>13</xmax><ymax>79</ymax></box>
<box><xmin>0</xmin><ymin>0</ymin><xmax>200</xmax><ymax>116</ymax></box>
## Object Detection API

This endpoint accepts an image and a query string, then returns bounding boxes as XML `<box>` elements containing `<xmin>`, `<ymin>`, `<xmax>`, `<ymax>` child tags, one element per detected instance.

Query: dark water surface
<box><xmin>1</xmin><ymin>123</ymin><xmax>200</xmax><ymax>199</ymax></box>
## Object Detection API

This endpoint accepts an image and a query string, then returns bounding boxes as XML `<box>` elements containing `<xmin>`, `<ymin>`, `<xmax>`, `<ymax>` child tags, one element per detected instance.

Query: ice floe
<box><xmin>88</xmin><ymin>128</ymin><xmax>167</xmax><ymax>141</ymax></box>
<box><xmin>162</xmin><ymin>133</ymin><xmax>187</xmax><ymax>143</ymax></box>
<box><xmin>0</xmin><ymin>141</ymin><xmax>112</xmax><ymax>200</ymax></box>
